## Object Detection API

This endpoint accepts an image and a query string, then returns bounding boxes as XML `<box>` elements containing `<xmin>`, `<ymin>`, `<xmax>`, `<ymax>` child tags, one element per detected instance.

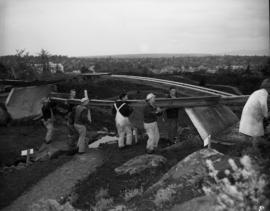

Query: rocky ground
<box><xmin>73</xmin><ymin>135</ymin><xmax>202</xmax><ymax>210</ymax></box>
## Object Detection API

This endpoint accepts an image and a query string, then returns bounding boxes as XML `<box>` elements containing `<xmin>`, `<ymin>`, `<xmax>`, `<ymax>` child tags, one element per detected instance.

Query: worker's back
<box><xmin>74</xmin><ymin>105</ymin><xmax>87</xmax><ymax>125</ymax></box>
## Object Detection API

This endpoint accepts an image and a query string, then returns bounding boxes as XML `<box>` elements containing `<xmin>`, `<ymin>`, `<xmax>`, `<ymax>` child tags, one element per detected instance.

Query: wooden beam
<box><xmin>0</xmin><ymin>79</ymin><xmax>65</xmax><ymax>86</ymax></box>
<box><xmin>110</xmin><ymin>75</ymin><xmax>235</xmax><ymax>97</ymax></box>
<box><xmin>50</xmin><ymin>95</ymin><xmax>249</xmax><ymax>108</ymax></box>
<box><xmin>106</xmin><ymin>76</ymin><xmax>211</xmax><ymax>97</ymax></box>
<box><xmin>219</xmin><ymin>95</ymin><xmax>249</xmax><ymax>106</ymax></box>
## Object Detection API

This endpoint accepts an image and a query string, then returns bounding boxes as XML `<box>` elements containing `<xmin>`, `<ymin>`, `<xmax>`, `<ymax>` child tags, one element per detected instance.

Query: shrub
<box><xmin>95</xmin><ymin>188</ymin><xmax>109</xmax><ymax>201</ymax></box>
<box><xmin>153</xmin><ymin>184</ymin><xmax>177</xmax><ymax>207</ymax></box>
<box><xmin>203</xmin><ymin>155</ymin><xmax>269</xmax><ymax>211</ymax></box>
<box><xmin>91</xmin><ymin>188</ymin><xmax>114</xmax><ymax>211</ymax></box>
<box><xmin>92</xmin><ymin>198</ymin><xmax>114</xmax><ymax>211</ymax></box>
<box><xmin>122</xmin><ymin>187</ymin><xmax>143</xmax><ymax>202</ymax></box>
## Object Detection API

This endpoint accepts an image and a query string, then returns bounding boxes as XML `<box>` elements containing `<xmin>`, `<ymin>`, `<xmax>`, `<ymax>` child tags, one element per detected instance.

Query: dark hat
<box><xmin>119</xmin><ymin>93</ymin><xmax>127</xmax><ymax>100</ymax></box>
<box><xmin>260</xmin><ymin>78</ymin><xmax>270</xmax><ymax>89</ymax></box>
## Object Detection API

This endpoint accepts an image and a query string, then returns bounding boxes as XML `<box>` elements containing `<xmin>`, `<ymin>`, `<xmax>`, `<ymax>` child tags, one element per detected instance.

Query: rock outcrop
<box><xmin>29</xmin><ymin>199</ymin><xmax>79</xmax><ymax>211</ymax></box>
<box><xmin>89</xmin><ymin>135</ymin><xmax>118</xmax><ymax>149</ymax></box>
<box><xmin>33</xmin><ymin>141</ymin><xmax>71</xmax><ymax>162</ymax></box>
<box><xmin>115</xmin><ymin>154</ymin><xmax>167</xmax><ymax>175</ymax></box>
<box><xmin>130</xmin><ymin>148</ymin><xmax>232</xmax><ymax>210</ymax></box>
<box><xmin>170</xmin><ymin>196</ymin><xmax>216</xmax><ymax>211</ymax></box>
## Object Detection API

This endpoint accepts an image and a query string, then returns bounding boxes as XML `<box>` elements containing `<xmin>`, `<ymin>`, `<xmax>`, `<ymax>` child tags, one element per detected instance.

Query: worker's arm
<box><xmin>261</xmin><ymin>94</ymin><xmax>268</xmax><ymax>118</ymax></box>
<box><xmin>33</xmin><ymin>114</ymin><xmax>43</xmax><ymax>121</ymax></box>
<box><xmin>156</xmin><ymin>107</ymin><xmax>166</xmax><ymax>116</ymax></box>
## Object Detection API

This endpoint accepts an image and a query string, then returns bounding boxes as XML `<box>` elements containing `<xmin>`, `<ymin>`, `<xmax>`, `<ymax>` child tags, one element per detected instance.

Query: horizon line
<box><xmin>0</xmin><ymin>52</ymin><xmax>269</xmax><ymax>58</ymax></box>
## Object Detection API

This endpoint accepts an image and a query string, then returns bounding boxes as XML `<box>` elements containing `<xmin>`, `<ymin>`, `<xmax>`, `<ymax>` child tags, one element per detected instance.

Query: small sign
<box><xmin>21</xmin><ymin>149</ymin><xmax>34</xmax><ymax>156</ymax></box>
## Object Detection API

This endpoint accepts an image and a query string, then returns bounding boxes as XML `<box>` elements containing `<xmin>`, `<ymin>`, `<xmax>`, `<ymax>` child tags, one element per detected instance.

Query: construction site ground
<box><xmin>1</xmin><ymin>77</ymin><xmax>269</xmax><ymax>210</ymax></box>
<box><xmin>0</xmin><ymin>79</ymin><xmax>167</xmax><ymax>209</ymax></box>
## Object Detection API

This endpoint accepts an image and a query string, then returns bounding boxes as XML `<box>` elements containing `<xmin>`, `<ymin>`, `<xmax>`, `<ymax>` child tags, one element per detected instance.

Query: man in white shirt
<box><xmin>239</xmin><ymin>78</ymin><xmax>270</xmax><ymax>146</ymax></box>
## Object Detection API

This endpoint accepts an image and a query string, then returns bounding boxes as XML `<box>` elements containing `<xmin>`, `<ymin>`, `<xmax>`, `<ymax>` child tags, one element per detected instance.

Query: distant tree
<box><xmin>197</xmin><ymin>69</ymin><xmax>207</xmax><ymax>74</ymax></box>
<box><xmin>80</xmin><ymin>66</ymin><xmax>89</xmax><ymax>73</ymax></box>
<box><xmin>38</xmin><ymin>49</ymin><xmax>50</xmax><ymax>75</ymax></box>
<box><xmin>0</xmin><ymin>62</ymin><xmax>11</xmax><ymax>79</ymax></box>
<box><xmin>245</xmin><ymin>64</ymin><xmax>251</xmax><ymax>74</ymax></box>
<box><xmin>261</xmin><ymin>58</ymin><xmax>270</xmax><ymax>77</ymax></box>
<box><xmin>199</xmin><ymin>77</ymin><xmax>206</xmax><ymax>86</ymax></box>
<box><xmin>55</xmin><ymin>64</ymin><xmax>60</xmax><ymax>73</ymax></box>
<box><xmin>14</xmin><ymin>49</ymin><xmax>38</xmax><ymax>80</ymax></box>
<box><xmin>94</xmin><ymin>63</ymin><xmax>102</xmax><ymax>72</ymax></box>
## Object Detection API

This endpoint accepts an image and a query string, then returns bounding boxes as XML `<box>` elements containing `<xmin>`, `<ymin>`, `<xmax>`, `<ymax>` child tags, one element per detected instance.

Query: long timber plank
<box><xmin>110</xmin><ymin>75</ymin><xmax>235</xmax><ymax>96</ymax></box>
<box><xmin>50</xmin><ymin>95</ymin><xmax>248</xmax><ymax>108</ymax></box>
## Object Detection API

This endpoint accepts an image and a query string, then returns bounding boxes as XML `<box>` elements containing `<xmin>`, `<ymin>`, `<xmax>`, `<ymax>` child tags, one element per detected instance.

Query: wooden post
<box><xmin>21</xmin><ymin>148</ymin><xmax>34</xmax><ymax>165</ymax></box>
<box><xmin>133</xmin><ymin>128</ymin><xmax>138</xmax><ymax>144</ymax></box>
<box><xmin>26</xmin><ymin>149</ymin><xmax>30</xmax><ymax>164</ymax></box>
<box><xmin>208</xmin><ymin>136</ymin><xmax>212</xmax><ymax>149</ymax></box>
<box><xmin>203</xmin><ymin>135</ymin><xmax>211</xmax><ymax>148</ymax></box>
<box><xmin>84</xmin><ymin>90</ymin><xmax>88</xmax><ymax>98</ymax></box>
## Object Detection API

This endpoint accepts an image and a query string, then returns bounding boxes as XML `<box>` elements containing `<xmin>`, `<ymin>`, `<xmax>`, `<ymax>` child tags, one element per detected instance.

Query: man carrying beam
<box><xmin>144</xmin><ymin>93</ymin><xmax>164</xmax><ymax>154</ymax></box>
<box><xmin>239</xmin><ymin>78</ymin><xmax>270</xmax><ymax>147</ymax></box>
<box><xmin>112</xmin><ymin>93</ymin><xmax>134</xmax><ymax>149</ymax></box>
<box><xmin>66</xmin><ymin>89</ymin><xmax>77</xmax><ymax>147</ymax></box>
<box><xmin>166</xmin><ymin>87</ymin><xmax>181</xmax><ymax>143</ymax></box>
<box><xmin>41</xmin><ymin>97</ymin><xmax>55</xmax><ymax>144</ymax></box>
<box><xmin>74</xmin><ymin>97</ymin><xmax>91</xmax><ymax>154</ymax></box>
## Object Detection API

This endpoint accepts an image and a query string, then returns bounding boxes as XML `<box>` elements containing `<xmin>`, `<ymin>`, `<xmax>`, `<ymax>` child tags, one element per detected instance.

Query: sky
<box><xmin>0</xmin><ymin>0</ymin><xmax>269</xmax><ymax>56</ymax></box>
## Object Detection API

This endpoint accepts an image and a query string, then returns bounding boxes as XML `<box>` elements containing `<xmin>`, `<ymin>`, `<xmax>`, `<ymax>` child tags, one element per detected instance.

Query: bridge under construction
<box><xmin>1</xmin><ymin>74</ymin><xmax>251</xmax><ymax>146</ymax></box>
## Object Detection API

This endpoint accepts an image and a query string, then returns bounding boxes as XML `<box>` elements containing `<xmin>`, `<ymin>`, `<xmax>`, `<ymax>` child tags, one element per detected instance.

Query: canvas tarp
<box><xmin>6</xmin><ymin>85</ymin><xmax>53</xmax><ymax>119</ymax></box>
<box><xmin>185</xmin><ymin>105</ymin><xmax>239</xmax><ymax>142</ymax></box>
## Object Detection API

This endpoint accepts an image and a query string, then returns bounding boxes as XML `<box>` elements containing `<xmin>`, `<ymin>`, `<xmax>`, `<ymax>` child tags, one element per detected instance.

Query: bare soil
<box><xmin>0</xmin><ymin>155</ymin><xmax>71</xmax><ymax>209</ymax></box>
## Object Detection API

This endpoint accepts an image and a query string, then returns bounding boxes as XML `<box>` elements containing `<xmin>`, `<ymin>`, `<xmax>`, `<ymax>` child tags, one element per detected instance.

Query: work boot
<box><xmin>146</xmin><ymin>149</ymin><xmax>154</xmax><ymax>154</ymax></box>
<box><xmin>118</xmin><ymin>146</ymin><xmax>126</xmax><ymax>151</ymax></box>
<box><xmin>45</xmin><ymin>140</ymin><xmax>52</xmax><ymax>144</ymax></box>
<box><xmin>67</xmin><ymin>147</ymin><xmax>78</xmax><ymax>155</ymax></box>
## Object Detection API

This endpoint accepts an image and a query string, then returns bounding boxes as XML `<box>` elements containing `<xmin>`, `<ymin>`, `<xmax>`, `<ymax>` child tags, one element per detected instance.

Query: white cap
<box><xmin>84</xmin><ymin>90</ymin><xmax>88</xmax><ymax>98</ymax></box>
<box><xmin>81</xmin><ymin>97</ymin><xmax>89</xmax><ymax>103</ymax></box>
<box><xmin>146</xmin><ymin>93</ymin><xmax>155</xmax><ymax>100</ymax></box>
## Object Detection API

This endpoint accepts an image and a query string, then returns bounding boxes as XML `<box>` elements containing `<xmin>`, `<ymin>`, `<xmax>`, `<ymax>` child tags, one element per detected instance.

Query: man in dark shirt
<box><xmin>74</xmin><ymin>97</ymin><xmax>91</xmax><ymax>154</ymax></box>
<box><xmin>166</xmin><ymin>87</ymin><xmax>180</xmax><ymax>142</ymax></box>
<box><xmin>112</xmin><ymin>93</ymin><xmax>134</xmax><ymax>149</ymax></box>
<box><xmin>66</xmin><ymin>89</ymin><xmax>77</xmax><ymax>147</ymax></box>
<box><xmin>41</xmin><ymin>97</ymin><xmax>55</xmax><ymax>144</ymax></box>
<box><xmin>143</xmin><ymin>93</ymin><xmax>163</xmax><ymax>153</ymax></box>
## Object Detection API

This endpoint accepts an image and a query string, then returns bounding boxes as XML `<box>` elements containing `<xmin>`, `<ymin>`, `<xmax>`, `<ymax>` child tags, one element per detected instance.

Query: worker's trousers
<box><xmin>74</xmin><ymin>123</ymin><xmax>86</xmax><ymax>153</ymax></box>
<box><xmin>116</xmin><ymin>123</ymin><xmax>132</xmax><ymax>148</ymax></box>
<box><xmin>167</xmin><ymin>118</ymin><xmax>179</xmax><ymax>141</ymax></box>
<box><xmin>144</xmin><ymin>121</ymin><xmax>160</xmax><ymax>151</ymax></box>
<box><xmin>242</xmin><ymin>133</ymin><xmax>263</xmax><ymax>148</ymax></box>
<box><xmin>43</xmin><ymin>119</ymin><xmax>54</xmax><ymax>143</ymax></box>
